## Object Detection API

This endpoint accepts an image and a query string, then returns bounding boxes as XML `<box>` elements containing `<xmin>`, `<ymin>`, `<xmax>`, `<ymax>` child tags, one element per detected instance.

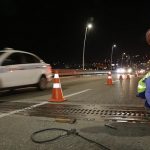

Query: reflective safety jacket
<box><xmin>138</xmin><ymin>72</ymin><xmax>150</xmax><ymax>94</ymax></box>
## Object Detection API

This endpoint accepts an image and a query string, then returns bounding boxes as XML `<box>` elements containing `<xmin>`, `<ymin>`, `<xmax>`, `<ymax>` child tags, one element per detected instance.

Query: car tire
<box><xmin>37</xmin><ymin>76</ymin><xmax>48</xmax><ymax>90</ymax></box>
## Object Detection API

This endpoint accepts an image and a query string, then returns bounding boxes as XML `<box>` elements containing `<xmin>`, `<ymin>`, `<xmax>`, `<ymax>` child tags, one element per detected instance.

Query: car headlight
<box><xmin>116</xmin><ymin>68</ymin><xmax>126</xmax><ymax>73</ymax></box>
<box><xmin>127</xmin><ymin>68</ymin><xmax>132</xmax><ymax>73</ymax></box>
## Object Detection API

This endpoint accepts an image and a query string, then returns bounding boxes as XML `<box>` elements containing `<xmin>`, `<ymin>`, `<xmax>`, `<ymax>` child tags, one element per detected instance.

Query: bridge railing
<box><xmin>52</xmin><ymin>69</ymin><xmax>110</xmax><ymax>76</ymax></box>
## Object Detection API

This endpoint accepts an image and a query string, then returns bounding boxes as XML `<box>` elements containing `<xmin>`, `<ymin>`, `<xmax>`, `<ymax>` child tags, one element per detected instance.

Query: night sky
<box><xmin>0</xmin><ymin>0</ymin><xmax>150</xmax><ymax>65</ymax></box>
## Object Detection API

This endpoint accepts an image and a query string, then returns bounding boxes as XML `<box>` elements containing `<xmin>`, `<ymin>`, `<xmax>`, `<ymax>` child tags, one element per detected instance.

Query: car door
<box><xmin>18</xmin><ymin>53</ymin><xmax>43</xmax><ymax>85</ymax></box>
<box><xmin>1</xmin><ymin>52</ymin><xmax>25</xmax><ymax>88</ymax></box>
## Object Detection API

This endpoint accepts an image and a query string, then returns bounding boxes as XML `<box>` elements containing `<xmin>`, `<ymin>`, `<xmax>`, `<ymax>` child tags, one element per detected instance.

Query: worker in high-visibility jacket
<box><xmin>137</xmin><ymin>72</ymin><xmax>150</xmax><ymax>111</ymax></box>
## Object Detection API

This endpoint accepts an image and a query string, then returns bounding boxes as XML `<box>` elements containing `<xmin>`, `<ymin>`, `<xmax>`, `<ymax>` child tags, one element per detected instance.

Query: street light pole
<box><xmin>82</xmin><ymin>23</ymin><xmax>92</xmax><ymax>70</ymax></box>
<box><xmin>110</xmin><ymin>44</ymin><xmax>116</xmax><ymax>71</ymax></box>
<box><xmin>121</xmin><ymin>53</ymin><xmax>126</xmax><ymax>67</ymax></box>
<box><xmin>82</xmin><ymin>27</ymin><xmax>88</xmax><ymax>70</ymax></box>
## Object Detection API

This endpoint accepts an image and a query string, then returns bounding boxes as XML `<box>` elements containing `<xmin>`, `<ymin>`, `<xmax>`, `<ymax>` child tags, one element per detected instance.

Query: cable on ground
<box><xmin>31</xmin><ymin>128</ymin><xmax>110</xmax><ymax>150</ymax></box>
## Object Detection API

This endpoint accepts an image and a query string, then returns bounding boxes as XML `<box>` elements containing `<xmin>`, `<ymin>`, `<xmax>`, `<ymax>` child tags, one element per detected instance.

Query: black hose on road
<box><xmin>31</xmin><ymin>128</ymin><xmax>111</xmax><ymax>150</ymax></box>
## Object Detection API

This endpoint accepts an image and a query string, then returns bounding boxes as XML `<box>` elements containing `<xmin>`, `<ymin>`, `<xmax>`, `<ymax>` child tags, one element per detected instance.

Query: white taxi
<box><xmin>0</xmin><ymin>48</ymin><xmax>52</xmax><ymax>90</ymax></box>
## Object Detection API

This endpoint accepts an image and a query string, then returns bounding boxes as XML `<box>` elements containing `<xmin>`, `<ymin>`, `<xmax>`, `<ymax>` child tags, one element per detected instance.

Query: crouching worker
<box><xmin>137</xmin><ymin>72</ymin><xmax>150</xmax><ymax>112</ymax></box>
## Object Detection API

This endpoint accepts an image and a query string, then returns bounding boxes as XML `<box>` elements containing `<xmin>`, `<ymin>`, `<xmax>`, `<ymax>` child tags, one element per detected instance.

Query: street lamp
<box><xmin>126</xmin><ymin>55</ymin><xmax>131</xmax><ymax>67</ymax></box>
<box><xmin>110</xmin><ymin>44</ymin><xmax>116</xmax><ymax>71</ymax></box>
<box><xmin>121</xmin><ymin>53</ymin><xmax>126</xmax><ymax>67</ymax></box>
<box><xmin>82</xmin><ymin>23</ymin><xmax>93</xmax><ymax>70</ymax></box>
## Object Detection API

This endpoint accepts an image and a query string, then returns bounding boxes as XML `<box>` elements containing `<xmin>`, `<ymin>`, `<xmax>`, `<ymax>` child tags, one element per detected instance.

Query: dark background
<box><xmin>0</xmin><ymin>0</ymin><xmax>150</xmax><ymax>65</ymax></box>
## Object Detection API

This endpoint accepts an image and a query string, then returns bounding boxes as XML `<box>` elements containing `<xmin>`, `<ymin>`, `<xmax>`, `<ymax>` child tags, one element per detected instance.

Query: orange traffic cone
<box><xmin>119</xmin><ymin>75</ymin><xmax>123</xmax><ymax>80</ymax></box>
<box><xmin>49</xmin><ymin>72</ymin><xmax>65</xmax><ymax>102</ymax></box>
<box><xmin>107</xmin><ymin>72</ymin><xmax>113</xmax><ymax>85</ymax></box>
<box><xmin>126</xmin><ymin>74</ymin><xmax>130</xmax><ymax>79</ymax></box>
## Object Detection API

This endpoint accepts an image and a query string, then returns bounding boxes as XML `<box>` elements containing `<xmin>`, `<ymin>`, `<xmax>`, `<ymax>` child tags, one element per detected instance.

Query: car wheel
<box><xmin>37</xmin><ymin>76</ymin><xmax>48</xmax><ymax>90</ymax></box>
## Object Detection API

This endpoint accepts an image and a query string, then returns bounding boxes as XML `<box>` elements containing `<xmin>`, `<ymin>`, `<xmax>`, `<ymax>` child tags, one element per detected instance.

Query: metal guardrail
<box><xmin>52</xmin><ymin>69</ymin><xmax>110</xmax><ymax>76</ymax></box>
<box><xmin>52</xmin><ymin>69</ymin><xmax>142</xmax><ymax>77</ymax></box>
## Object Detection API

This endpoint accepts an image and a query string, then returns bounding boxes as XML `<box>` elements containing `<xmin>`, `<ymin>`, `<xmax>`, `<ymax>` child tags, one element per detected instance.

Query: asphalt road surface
<box><xmin>0</xmin><ymin>74</ymin><xmax>150</xmax><ymax>150</ymax></box>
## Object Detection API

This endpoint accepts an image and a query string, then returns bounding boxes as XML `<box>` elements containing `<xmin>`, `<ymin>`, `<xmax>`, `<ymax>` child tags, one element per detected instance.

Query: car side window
<box><xmin>2</xmin><ymin>53</ymin><xmax>24</xmax><ymax>66</ymax></box>
<box><xmin>24</xmin><ymin>53</ymin><xmax>41</xmax><ymax>63</ymax></box>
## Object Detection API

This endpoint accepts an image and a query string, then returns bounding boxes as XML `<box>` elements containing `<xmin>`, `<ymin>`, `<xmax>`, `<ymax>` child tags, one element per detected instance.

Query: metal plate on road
<box><xmin>19</xmin><ymin>103</ymin><xmax>150</xmax><ymax>123</ymax></box>
<box><xmin>0</xmin><ymin>102</ymin><xmax>149</xmax><ymax>123</ymax></box>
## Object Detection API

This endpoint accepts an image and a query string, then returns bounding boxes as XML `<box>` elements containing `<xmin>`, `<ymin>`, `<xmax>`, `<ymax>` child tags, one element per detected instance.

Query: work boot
<box><xmin>145</xmin><ymin>101</ymin><xmax>150</xmax><ymax>116</ymax></box>
<box><xmin>145</xmin><ymin>100</ymin><xmax>150</xmax><ymax>111</ymax></box>
<box><xmin>145</xmin><ymin>106</ymin><xmax>150</xmax><ymax>114</ymax></box>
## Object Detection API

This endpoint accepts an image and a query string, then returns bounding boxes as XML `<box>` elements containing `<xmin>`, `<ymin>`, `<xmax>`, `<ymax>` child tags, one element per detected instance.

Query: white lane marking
<box><xmin>0</xmin><ymin>89</ymin><xmax>92</xmax><ymax>118</ymax></box>
<box><xmin>0</xmin><ymin>102</ymin><xmax>48</xmax><ymax>118</ymax></box>
<box><xmin>64</xmin><ymin>89</ymin><xmax>91</xmax><ymax>98</ymax></box>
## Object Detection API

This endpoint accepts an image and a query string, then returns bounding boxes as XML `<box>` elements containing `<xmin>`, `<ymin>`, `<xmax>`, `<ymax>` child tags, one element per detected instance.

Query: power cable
<box><xmin>31</xmin><ymin>128</ymin><xmax>110</xmax><ymax>150</ymax></box>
